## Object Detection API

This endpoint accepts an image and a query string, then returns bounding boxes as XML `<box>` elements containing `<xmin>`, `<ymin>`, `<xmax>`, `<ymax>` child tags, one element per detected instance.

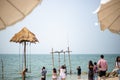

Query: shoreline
<box><xmin>13</xmin><ymin>74</ymin><xmax>119</xmax><ymax>80</ymax></box>
<box><xmin>65</xmin><ymin>74</ymin><xmax>118</xmax><ymax>80</ymax></box>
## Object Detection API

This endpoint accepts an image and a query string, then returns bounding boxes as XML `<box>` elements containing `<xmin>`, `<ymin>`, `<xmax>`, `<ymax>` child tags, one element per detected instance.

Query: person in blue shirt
<box><xmin>41</xmin><ymin>66</ymin><xmax>47</xmax><ymax>80</ymax></box>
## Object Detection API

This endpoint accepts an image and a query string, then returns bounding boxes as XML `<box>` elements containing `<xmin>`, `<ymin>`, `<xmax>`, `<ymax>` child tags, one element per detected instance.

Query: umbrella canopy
<box><xmin>10</xmin><ymin>27</ymin><xmax>39</xmax><ymax>43</ymax></box>
<box><xmin>97</xmin><ymin>0</ymin><xmax>120</xmax><ymax>34</ymax></box>
<box><xmin>0</xmin><ymin>0</ymin><xmax>42</xmax><ymax>30</ymax></box>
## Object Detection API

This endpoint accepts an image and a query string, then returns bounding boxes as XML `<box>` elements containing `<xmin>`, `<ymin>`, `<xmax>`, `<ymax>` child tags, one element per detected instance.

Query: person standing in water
<box><xmin>115</xmin><ymin>56</ymin><xmax>120</xmax><ymax>80</ymax></box>
<box><xmin>93</xmin><ymin>62</ymin><xmax>98</xmax><ymax>80</ymax></box>
<box><xmin>97</xmin><ymin>55</ymin><xmax>108</xmax><ymax>80</ymax></box>
<box><xmin>52</xmin><ymin>68</ymin><xmax>57</xmax><ymax>80</ymax></box>
<box><xmin>88</xmin><ymin>60</ymin><xmax>94</xmax><ymax>80</ymax></box>
<box><xmin>41</xmin><ymin>66</ymin><xmax>47</xmax><ymax>80</ymax></box>
<box><xmin>77</xmin><ymin>66</ymin><xmax>81</xmax><ymax>79</ymax></box>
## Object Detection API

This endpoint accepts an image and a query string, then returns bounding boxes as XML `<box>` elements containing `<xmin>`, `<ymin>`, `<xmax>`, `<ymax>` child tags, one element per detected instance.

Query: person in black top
<box><xmin>77</xmin><ymin>66</ymin><xmax>81</xmax><ymax>79</ymax></box>
<box><xmin>88</xmin><ymin>60</ymin><xmax>94</xmax><ymax>80</ymax></box>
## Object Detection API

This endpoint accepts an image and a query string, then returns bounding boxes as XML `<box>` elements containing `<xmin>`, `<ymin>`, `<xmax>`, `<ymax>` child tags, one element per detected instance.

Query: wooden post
<box><xmin>64</xmin><ymin>52</ymin><xmax>66</xmax><ymax>65</ymax></box>
<box><xmin>1</xmin><ymin>59</ymin><xmax>4</xmax><ymax>80</ymax></box>
<box><xmin>67</xmin><ymin>47</ymin><xmax>72</xmax><ymax>74</ymax></box>
<box><xmin>51</xmin><ymin>48</ymin><xmax>54</xmax><ymax>68</ymax></box>
<box><xmin>22</xmin><ymin>41</ymin><xmax>27</xmax><ymax>80</ymax></box>
<box><xmin>58</xmin><ymin>52</ymin><xmax>60</xmax><ymax>68</ymax></box>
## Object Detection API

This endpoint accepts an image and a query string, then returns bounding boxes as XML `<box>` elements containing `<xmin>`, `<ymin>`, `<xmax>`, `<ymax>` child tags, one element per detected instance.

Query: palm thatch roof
<box><xmin>10</xmin><ymin>27</ymin><xmax>39</xmax><ymax>43</ymax></box>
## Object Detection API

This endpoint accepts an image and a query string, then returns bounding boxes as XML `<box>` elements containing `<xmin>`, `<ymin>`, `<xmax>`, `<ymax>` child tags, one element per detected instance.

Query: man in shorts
<box><xmin>97</xmin><ymin>55</ymin><xmax>108</xmax><ymax>80</ymax></box>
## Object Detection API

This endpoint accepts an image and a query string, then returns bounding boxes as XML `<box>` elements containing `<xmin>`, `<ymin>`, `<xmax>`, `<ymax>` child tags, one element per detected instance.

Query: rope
<box><xmin>1</xmin><ymin>59</ymin><xmax>4</xmax><ymax>80</ymax></box>
<box><xmin>27</xmin><ymin>42</ymin><xmax>32</xmax><ymax>73</ymax></box>
<box><xmin>26</xmin><ymin>42</ymin><xmax>28</xmax><ymax>70</ymax></box>
<box><xmin>19</xmin><ymin>43</ymin><xmax>21</xmax><ymax>71</ymax></box>
<box><xmin>22</xmin><ymin>43</ymin><xmax>24</xmax><ymax>70</ymax></box>
<box><xmin>29</xmin><ymin>43</ymin><xmax>31</xmax><ymax>73</ymax></box>
<box><xmin>26</xmin><ymin>42</ymin><xmax>32</xmax><ymax>73</ymax></box>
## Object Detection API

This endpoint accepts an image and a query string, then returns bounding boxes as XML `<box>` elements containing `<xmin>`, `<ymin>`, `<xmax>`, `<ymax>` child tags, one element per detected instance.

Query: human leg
<box><xmin>99</xmin><ymin>71</ymin><xmax>106</xmax><ymax>80</ymax></box>
<box><xmin>94</xmin><ymin>73</ymin><xmax>98</xmax><ymax>80</ymax></box>
<box><xmin>102</xmin><ymin>71</ymin><xmax>106</xmax><ymax>80</ymax></box>
<box><xmin>117</xmin><ymin>70</ymin><xmax>120</xmax><ymax>80</ymax></box>
<box><xmin>78</xmin><ymin>75</ymin><xmax>81</xmax><ymax>79</ymax></box>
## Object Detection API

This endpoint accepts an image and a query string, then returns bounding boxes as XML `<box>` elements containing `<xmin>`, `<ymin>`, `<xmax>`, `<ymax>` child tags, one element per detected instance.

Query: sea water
<box><xmin>0</xmin><ymin>53</ymin><xmax>119</xmax><ymax>80</ymax></box>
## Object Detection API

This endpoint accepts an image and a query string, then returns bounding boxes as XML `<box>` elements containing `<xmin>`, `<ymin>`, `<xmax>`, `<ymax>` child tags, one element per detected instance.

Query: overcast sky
<box><xmin>0</xmin><ymin>0</ymin><xmax>120</xmax><ymax>54</ymax></box>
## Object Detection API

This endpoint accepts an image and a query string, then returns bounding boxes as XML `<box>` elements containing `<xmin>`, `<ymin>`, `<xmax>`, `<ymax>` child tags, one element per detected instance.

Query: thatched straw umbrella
<box><xmin>10</xmin><ymin>27</ymin><xmax>39</xmax><ymax>43</ymax></box>
<box><xmin>10</xmin><ymin>27</ymin><xmax>39</xmax><ymax>80</ymax></box>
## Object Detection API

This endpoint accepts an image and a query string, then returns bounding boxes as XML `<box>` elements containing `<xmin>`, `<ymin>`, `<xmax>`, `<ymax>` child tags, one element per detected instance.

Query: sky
<box><xmin>0</xmin><ymin>0</ymin><xmax>120</xmax><ymax>54</ymax></box>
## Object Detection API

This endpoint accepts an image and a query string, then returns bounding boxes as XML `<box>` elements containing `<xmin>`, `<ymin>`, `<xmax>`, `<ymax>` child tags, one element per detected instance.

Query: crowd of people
<box><xmin>88</xmin><ymin>55</ymin><xmax>120</xmax><ymax>80</ymax></box>
<box><xmin>40</xmin><ymin>55</ymin><xmax>120</xmax><ymax>80</ymax></box>
<box><xmin>40</xmin><ymin>65</ymin><xmax>67</xmax><ymax>80</ymax></box>
<box><xmin>88</xmin><ymin>55</ymin><xmax>108</xmax><ymax>80</ymax></box>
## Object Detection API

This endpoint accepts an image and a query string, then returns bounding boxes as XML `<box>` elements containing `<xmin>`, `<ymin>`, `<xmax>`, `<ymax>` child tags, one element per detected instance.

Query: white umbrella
<box><xmin>0</xmin><ymin>0</ymin><xmax>42</xmax><ymax>30</ymax></box>
<box><xmin>97</xmin><ymin>0</ymin><xmax>120</xmax><ymax>34</ymax></box>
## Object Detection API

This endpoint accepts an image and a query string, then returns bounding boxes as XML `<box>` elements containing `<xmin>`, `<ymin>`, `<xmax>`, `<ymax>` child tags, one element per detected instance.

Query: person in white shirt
<box><xmin>60</xmin><ymin>65</ymin><xmax>66</xmax><ymax>80</ymax></box>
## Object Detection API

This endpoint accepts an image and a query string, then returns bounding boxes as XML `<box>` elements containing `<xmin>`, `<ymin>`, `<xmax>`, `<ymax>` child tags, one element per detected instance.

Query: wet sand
<box><xmin>66</xmin><ymin>74</ymin><xmax>118</xmax><ymax>80</ymax></box>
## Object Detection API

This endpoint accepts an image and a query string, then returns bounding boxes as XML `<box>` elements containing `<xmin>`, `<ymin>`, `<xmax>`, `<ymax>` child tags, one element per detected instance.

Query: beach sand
<box><xmin>104</xmin><ymin>77</ymin><xmax>118</xmax><ymax>80</ymax></box>
<box><xmin>65</xmin><ymin>74</ymin><xmax>118</xmax><ymax>80</ymax></box>
<box><xmin>33</xmin><ymin>74</ymin><xmax>118</xmax><ymax>80</ymax></box>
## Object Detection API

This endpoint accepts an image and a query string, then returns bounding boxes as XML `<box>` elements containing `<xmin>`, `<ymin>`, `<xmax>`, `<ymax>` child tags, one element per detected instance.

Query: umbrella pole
<box><xmin>22</xmin><ymin>41</ymin><xmax>26</xmax><ymax>80</ymax></box>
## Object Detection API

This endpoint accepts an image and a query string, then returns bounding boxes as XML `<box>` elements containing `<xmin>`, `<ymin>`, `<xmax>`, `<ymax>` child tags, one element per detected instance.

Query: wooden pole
<box><xmin>22</xmin><ymin>41</ymin><xmax>26</xmax><ymax>80</ymax></box>
<box><xmin>1</xmin><ymin>59</ymin><xmax>4</xmax><ymax>80</ymax></box>
<box><xmin>51</xmin><ymin>48</ymin><xmax>54</xmax><ymax>68</ymax></box>
<box><xmin>58</xmin><ymin>52</ymin><xmax>60</xmax><ymax>68</ymax></box>
<box><xmin>64</xmin><ymin>52</ymin><xmax>66</xmax><ymax>65</ymax></box>
<box><xmin>67</xmin><ymin>47</ymin><xmax>72</xmax><ymax>74</ymax></box>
